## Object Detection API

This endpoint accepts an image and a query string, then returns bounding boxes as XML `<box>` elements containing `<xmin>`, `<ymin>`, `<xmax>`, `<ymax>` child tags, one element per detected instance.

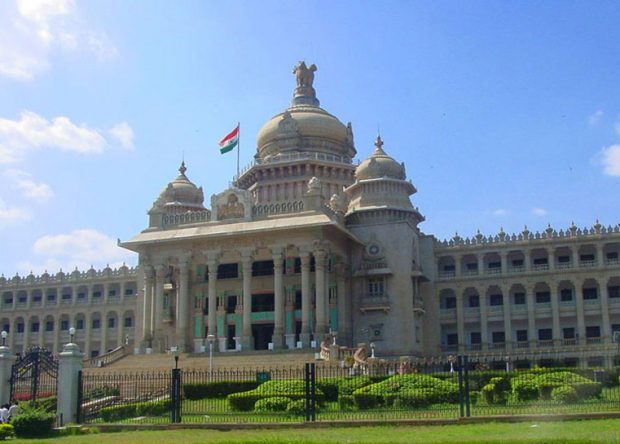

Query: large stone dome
<box><xmin>355</xmin><ymin>136</ymin><xmax>406</xmax><ymax>181</ymax></box>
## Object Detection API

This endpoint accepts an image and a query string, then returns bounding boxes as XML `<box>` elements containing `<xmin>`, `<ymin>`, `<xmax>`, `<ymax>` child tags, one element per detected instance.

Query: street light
<box><xmin>370</xmin><ymin>342</ymin><xmax>375</xmax><ymax>359</ymax></box>
<box><xmin>173</xmin><ymin>348</ymin><xmax>180</xmax><ymax>369</ymax></box>
<box><xmin>69</xmin><ymin>327</ymin><xmax>76</xmax><ymax>344</ymax></box>
<box><xmin>1</xmin><ymin>330</ymin><xmax>7</xmax><ymax>347</ymax></box>
<box><xmin>207</xmin><ymin>334</ymin><xmax>216</xmax><ymax>375</ymax></box>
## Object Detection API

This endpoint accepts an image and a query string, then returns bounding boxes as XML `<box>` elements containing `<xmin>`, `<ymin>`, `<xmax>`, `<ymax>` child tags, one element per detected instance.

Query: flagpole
<box><xmin>236</xmin><ymin>122</ymin><xmax>240</xmax><ymax>179</ymax></box>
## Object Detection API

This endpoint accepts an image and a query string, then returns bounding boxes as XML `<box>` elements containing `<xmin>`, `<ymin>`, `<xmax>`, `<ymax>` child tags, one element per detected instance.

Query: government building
<box><xmin>1</xmin><ymin>63</ymin><xmax>619</xmax><ymax>368</ymax></box>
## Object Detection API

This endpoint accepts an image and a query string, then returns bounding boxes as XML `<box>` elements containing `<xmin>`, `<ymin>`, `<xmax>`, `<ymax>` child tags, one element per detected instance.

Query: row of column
<box><xmin>450</xmin><ymin>278</ymin><xmax>613</xmax><ymax>352</ymax></box>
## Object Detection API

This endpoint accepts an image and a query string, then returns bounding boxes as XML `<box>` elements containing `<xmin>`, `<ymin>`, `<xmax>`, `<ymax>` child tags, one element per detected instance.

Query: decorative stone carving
<box><xmin>293</xmin><ymin>61</ymin><xmax>317</xmax><ymax>88</ymax></box>
<box><xmin>210</xmin><ymin>187</ymin><xmax>253</xmax><ymax>221</ymax></box>
<box><xmin>278</xmin><ymin>110</ymin><xmax>298</xmax><ymax>135</ymax></box>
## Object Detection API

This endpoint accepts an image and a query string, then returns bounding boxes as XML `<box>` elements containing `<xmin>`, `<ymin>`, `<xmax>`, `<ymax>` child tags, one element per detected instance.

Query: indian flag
<box><xmin>219</xmin><ymin>124</ymin><xmax>239</xmax><ymax>154</ymax></box>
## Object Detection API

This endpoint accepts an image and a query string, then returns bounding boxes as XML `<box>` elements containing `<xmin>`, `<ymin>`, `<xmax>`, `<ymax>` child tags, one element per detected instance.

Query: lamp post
<box><xmin>370</xmin><ymin>342</ymin><xmax>375</xmax><ymax>359</ymax></box>
<box><xmin>69</xmin><ymin>327</ymin><xmax>76</xmax><ymax>344</ymax></box>
<box><xmin>1</xmin><ymin>331</ymin><xmax>7</xmax><ymax>347</ymax></box>
<box><xmin>207</xmin><ymin>334</ymin><xmax>216</xmax><ymax>376</ymax></box>
<box><xmin>505</xmin><ymin>355</ymin><xmax>511</xmax><ymax>373</ymax></box>
<box><xmin>173</xmin><ymin>349</ymin><xmax>180</xmax><ymax>369</ymax></box>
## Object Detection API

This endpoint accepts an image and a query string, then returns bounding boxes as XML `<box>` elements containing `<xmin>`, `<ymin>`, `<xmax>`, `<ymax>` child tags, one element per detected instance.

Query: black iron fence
<box><xmin>77</xmin><ymin>356</ymin><xmax>620</xmax><ymax>424</ymax></box>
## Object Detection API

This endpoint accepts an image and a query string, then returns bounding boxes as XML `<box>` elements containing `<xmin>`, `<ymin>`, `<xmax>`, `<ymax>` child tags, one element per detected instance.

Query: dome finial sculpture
<box><xmin>292</xmin><ymin>61</ymin><xmax>319</xmax><ymax>106</ymax></box>
<box><xmin>179</xmin><ymin>160</ymin><xmax>187</xmax><ymax>176</ymax></box>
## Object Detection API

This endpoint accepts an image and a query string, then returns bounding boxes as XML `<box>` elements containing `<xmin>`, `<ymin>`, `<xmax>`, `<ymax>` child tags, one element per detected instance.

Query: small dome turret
<box><xmin>151</xmin><ymin>161</ymin><xmax>205</xmax><ymax>213</ymax></box>
<box><xmin>355</xmin><ymin>136</ymin><xmax>405</xmax><ymax>181</ymax></box>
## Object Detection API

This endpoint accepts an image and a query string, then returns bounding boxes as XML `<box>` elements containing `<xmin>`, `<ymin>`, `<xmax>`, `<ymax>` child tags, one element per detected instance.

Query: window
<box><xmin>586</xmin><ymin>326</ymin><xmax>600</xmax><ymax>338</ymax></box>
<box><xmin>125</xmin><ymin>288</ymin><xmax>134</xmax><ymax>295</ymax></box>
<box><xmin>45</xmin><ymin>321</ymin><xmax>53</xmax><ymax>332</ymax></box>
<box><xmin>492</xmin><ymin>331</ymin><xmax>505</xmax><ymax>344</ymax></box>
<box><xmin>538</xmin><ymin>328</ymin><xmax>552</xmax><ymax>340</ymax></box>
<box><xmin>109</xmin><ymin>290</ymin><xmax>116</xmax><ymax>296</ymax></box>
<box><xmin>62</xmin><ymin>293</ymin><xmax>71</xmax><ymax>300</ymax></box>
<box><xmin>18</xmin><ymin>296</ymin><xmax>26</xmax><ymax>304</ymax></box>
<box><xmin>563</xmin><ymin>327</ymin><xmax>575</xmax><ymax>339</ymax></box>
<box><xmin>252</xmin><ymin>260</ymin><xmax>274</xmax><ymax>277</ymax></box>
<box><xmin>608</xmin><ymin>286</ymin><xmax>620</xmax><ymax>298</ymax></box>
<box><xmin>607</xmin><ymin>252</ymin><xmax>619</xmax><ymax>260</ymax></box>
<box><xmin>31</xmin><ymin>322</ymin><xmax>39</xmax><ymax>333</ymax></box>
<box><xmin>33</xmin><ymin>295</ymin><xmax>41</xmax><ymax>303</ymax></box>
<box><xmin>203</xmin><ymin>297</ymin><xmax>209</xmax><ymax>315</ymax></box>
<box><xmin>77</xmin><ymin>293</ymin><xmax>86</xmax><ymax>300</ymax></box>
<box><xmin>226</xmin><ymin>296</ymin><xmax>237</xmax><ymax>314</ymax></box>
<box><xmin>558</xmin><ymin>255</ymin><xmax>570</xmax><ymax>263</ymax></box>
<box><xmin>465</xmin><ymin>263</ymin><xmax>478</xmax><ymax>271</ymax></box>
<box><xmin>444</xmin><ymin>297</ymin><xmax>456</xmax><ymax>309</ymax></box>
<box><xmin>294</xmin><ymin>291</ymin><xmax>302</xmax><ymax>310</ymax></box>
<box><xmin>446</xmin><ymin>333</ymin><xmax>458</xmax><ymax>346</ymax></box>
<box><xmin>533</xmin><ymin>258</ymin><xmax>548</xmax><ymax>265</ymax></box>
<box><xmin>17</xmin><ymin>323</ymin><xmax>24</xmax><ymax>333</ymax></box>
<box><xmin>252</xmin><ymin>293</ymin><xmax>274</xmax><ymax>312</ymax></box>
<box><xmin>512</xmin><ymin>259</ymin><xmax>524</xmax><ymax>267</ymax></box>
<box><xmin>4</xmin><ymin>297</ymin><xmax>12</xmax><ymax>305</ymax></box>
<box><xmin>516</xmin><ymin>330</ymin><xmax>528</xmax><ymax>342</ymax></box>
<box><xmin>536</xmin><ymin>291</ymin><xmax>550</xmax><ymax>303</ymax></box>
<box><xmin>61</xmin><ymin>320</ymin><xmax>69</xmax><ymax>330</ymax></box>
<box><xmin>583</xmin><ymin>288</ymin><xmax>598</xmax><ymax>300</ymax></box>
<box><xmin>468</xmin><ymin>295</ymin><xmax>479</xmax><ymax>308</ymax></box>
<box><xmin>470</xmin><ymin>332</ymin><xmax>481</xmax><ymax>344</ymax></box>
<box><xmin>46</xmin><ymin>294</ymin><xmax>56</xmax><ymax>301</ymax></box>
<box><xmin>513</xmin><ymin>292</ymin><xmax>526</xmax><ymax>305</ymax></box>
<box><xmin>580</xmin><ymin>254</ymin><xmax>595</xmax><ymax>261</ymax></box>
<box><xmin>93</xmin><ymin>291</ymin><xmax>102</xmax><ymax>298</ymax></box>
<box><xmin>490</xmin><ymin>294</ymin><xmax>503</xmax><ymax>306</ymax></box>
<box><xmin>90</xmin><ymin>350</ymin><xmax>99</xmax><ymax>358</ymax></box>
<box><xmin>108</xmin><ymin>318</ymin><xmax>115</xmax><ymax>328</ymax></box>
<box><xmin>488</xmin><ymin>261</ymin><xmax>501</xmax><ymax>269</ymax></box>
<box><xmin>76</xmin><ymin>319</ymin><xmax>84</xmax><ymax>330</ymax></box>
<box><xmin>560</xmin><ymin>289</ymin><xmax>573</xmax><ymax>301</ymax></box>
<box><xmin>368</xmin><ymin>278</ymin><xmax>385</xmax><ymax>297</ymax></box>
<box><xmin>124</xmin><ymin>317</ymin><xmax>133</xmax><ymax>328</ymax></box>
<box><xmin>92</xmin><ymin>319</ymin><xmax>101</xmax><ymax>329</ymax></box>
<box><xmin>218</xmin><ymin>263</ymin><xmax>239</xmax><ymax>279</ymax></box>
<box><xmin>443</xmin><ymin>264</ymin><xmax>455</xmax><ymax>272</ymax></box>
<box><xmin>2</xmin><ymin>324</ymin><xmax>9</xmax><ymax>333</ymax></box>
<box><xmin>294</xmin><ymin>258</ymin><xmax>302</xmax><ymax>274</ymax></box>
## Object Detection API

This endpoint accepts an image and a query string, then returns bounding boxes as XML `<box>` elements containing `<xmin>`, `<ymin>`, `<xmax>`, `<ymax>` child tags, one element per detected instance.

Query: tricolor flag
<box><xmin>219</xmin><ymin>124</ymin><xmax>239</xmax><ymax>154</ymax></box>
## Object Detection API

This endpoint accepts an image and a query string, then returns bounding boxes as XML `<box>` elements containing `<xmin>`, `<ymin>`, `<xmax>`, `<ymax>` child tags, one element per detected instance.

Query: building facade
<box><xmin>1</xmin><ymin>63</ymin><xmax>619</xmax><ymax>366</ymax></box>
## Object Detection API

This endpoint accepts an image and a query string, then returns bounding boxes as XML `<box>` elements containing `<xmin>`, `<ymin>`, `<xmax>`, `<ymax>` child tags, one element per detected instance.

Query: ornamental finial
<box><xmin>179</xmin><ymin>161</ymin><xmax>187</xmax><ymax>175</ymax></box>
<box><xmin>292</xmin><ymin>61</ymin><xmax>319</xmax><ymax>106</ymax></box>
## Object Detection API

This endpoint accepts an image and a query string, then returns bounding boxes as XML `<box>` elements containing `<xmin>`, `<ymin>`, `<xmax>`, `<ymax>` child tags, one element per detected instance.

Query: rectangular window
<box><xmin>252</xmin><ymin>260</ymin><xmax>274</xmax><ymax>277</ymax></box>
<box><xmin>45</xmin><ymin>321</ymin><xmax>53</xmax><ymax>332</ymax></box>
<box><xmin>558</xmin><ymin>255</ymin><xmax>570</xmax><ymax>263</ymax></box>
<box><xmin>368</xmin><ymin>278</ymin><xmax>385</xmax><ymax>297</ymax></box>
<box><xmin>563</xmin><ymin>327</ymin><xmax>575</xmax><ymax>339</ymax></box>
<box><xmin>512</xmin><ymin>259</ymin><xmax>524</xmax><ymax>267</ymax></box>
<box><xmin>108</xmin><ymin>290</ymin><xmax>116</xmax><ymax>296</ymax></box>
<box><xmin>61</xmin><ymin>320</ymin><xmax>69</xmax><ymax>330</ymax></box>
<box><xmin>492</xmin><ymin>331</ymin><xmax>505</xmax><ymax>343</ymax></box>
<box><xmin>446</xmin><ymin>333</ymin><xmax>458</xmax><ymax>345</ymax></box>
<box><xmin>33</xmin><ymin>295</ymin><xmax>41</xmax><ymax>302</ymax></box>
<box><xmin>108</xmin><ymin>318</ymin><xmax>115</xmax><ymax>328</ymax></box>
<box><xmin>93</xmin><ymin>291</ymin><xmax>102</xmax><ymax>298</ymax></box>
<box><xmin>294</xmin><ymin>258</ymin><xmax>302</xmax><ymax>274</ymax></box>
<box><xmin>580</xmin><ymin>254</ymin><xmax>595</xmax><ymax>261</ymax></box>
<box><xmin>17</xmin><ymin>323</ymin><xmax>24</xmax><ymax>333</ymax></box>
<box><xmin>125</xmin><ymin>288</ymin><xmax>134</xmax><ymax>295</ymax></box>
<box><xmin>46</xmin><ymin>294</ymin><xmax>56</xmax><ymax>301</ymax></box>
<box><xmin>536</xmin><ymin>291</ymin><xmax>550</xmax><ymax>303</ymax></box>
<box><xmin>76</xmin><ymin>319</ymin><xmax>84</xmax><ymax>330</ymax></box>
<box><xmin>444</xmin><ymin>297</ymin><xmax>456</xmax><ymax>309</ymax></box>
<box><xmin>218</xmin><ymin>263</ymin><xmax>239</xmax><ymax>279</ymax></box>
<box><xmin>203</xmin><ymin>297</ymin><xmax>209</xmax><ymax>315</ymax></box>
<box><xmin>470</xmin><ymin>332</ymin><xmax>481</xmax><ymax>344</ymax></box>
<box><xmin>513</xmin><ymin>292</ymin><xmax>526</xmax><ymax>305</ymax></box>
<box><xmin>18</xmin><ymin>296</ymin><xmax>26</xmax><ymax>304</ymax></box>
<box><xmin>92</xmin><ymin>319</ymin><xmax>101</xmax><ymax>329</ymax></box>
<box><xmin>124</xmin><ymin>317</ymin><xmax>133</xmax><ymax>328</ymax></box>
<box><xmin>252</xmin><ymin>293</ymin><xmax>275</xmax><ymax>312</ymax></box>
<box><xmin>490</xmin><ymin>294</ymin><xmax>503</xmax><ymax>306</ymax></box>
<box><xmin>607</xmin><ymin>252</ymin><xmax>619</xmax><ymax>260</ymax></box>
<box><xmin>468</xmin><ymin>295</ymin><xmax>479</xmax><ymax>308</ymax></box>
<box><xmin>488</xmin><ymin>261</ymin><xmax>501</xmax><ymax>269</ymax></box>
<box><xmin>465</xmin><ymin>263</ymin><xmax>478</xmax><ymax>271</ymax></box>
<box><xmin>31</xmin><ymin>322</ymin><xmax>39</xmax><ymax>333</ymax></box>
<box><xmin>533</xmin><ymin>258</ymin><xmax>548</xmax><ymax>265</ymax></box>
<box><xmin>516</xmin><ymin>330</ymin><xmax>528</xmax><ymax>342</ymax></box>
<box><xmin>560</xmin><ymin>289</ymin><xmax>573</xmax><ymax>301</ymax></box>
<box><xmin>586</xmin><ymin>326</ymin><xmax>600</xmax><ymax>338</ymax></box>
<box><xmin>608</xmin><ymin>286</ymin><xmax>620</xmax><ymax>298</ymax></box>
<box><xmin>538</xmin><ymin>328</ymin><xmax>552</xmax><ymax>340</ymax></box>
<box><xmin>443</xmin><ymin>264</ymin><xmax>455</xmax><ymax>272</ymax></box>
<box><xmin>226</xmin><ymin>296</ymin><xmax>237</xmax><ymax>314</ymax></box>
<box><xmin>4</xmin><ymin>297</ymin><xmax>12</xmax><ymax>305</ymax></box>
<box><xmin>77</xmin><ymin>293</ymin><xmax>85</xmax><ymax>299</ymax></box>
<box><xmin>294</xmin><ymin>291</ymin><xmax>302</xmax><ymax>310</ymax></box>
<box><xmin>583</xmin><ymin>288</ymin><xmax>598</xmax><ymax>300</ymax></box>
<box><xmin>2</xmin><ymin>324</ymin><xmax>9</xmax><ymax>333</ymax></box>
<box><xmin>62</xmin><ymin>293</ymin><xmax>71</xmax><ymax>300</ymax></box>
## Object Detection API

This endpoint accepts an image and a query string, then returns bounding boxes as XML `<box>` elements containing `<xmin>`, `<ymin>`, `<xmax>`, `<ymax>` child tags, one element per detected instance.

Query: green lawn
<box><xmin>11</xmin><ymin>419</ymin><xmax>620</xmax><ymax>443</ymax></box>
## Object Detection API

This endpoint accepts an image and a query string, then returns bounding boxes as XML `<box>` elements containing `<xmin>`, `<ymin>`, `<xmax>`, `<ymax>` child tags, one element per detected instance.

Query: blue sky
<box><xmin>1</xmin><ymin>0</ymin><xmax>620</xmax><ymax>275</ymax></box>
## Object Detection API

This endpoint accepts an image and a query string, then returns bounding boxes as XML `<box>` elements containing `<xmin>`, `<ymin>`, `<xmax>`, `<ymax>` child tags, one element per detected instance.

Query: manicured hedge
<box><xmin>254</xmin><ymin>396</ymin><xmax>291</xmax><ymax>412</ymax></box>
<box><xmin>183</xmin><ymin>381</ymin><xmax>261</xmax><ymax>400</ymax></box>
<box><xmin>11</xmin><ymin>408</ymin><xmax>55</xmax><ymax>438</ymax></box>
<box><xmin>511</xmin><ymin>371</ymin><xmax>601</xmax><ymax>402</ymax></box>
<box><xmin>352</xmin><ymin>374</ymin><xmax>459</xmax><ymax>409</ymax></box>
<box><xmin>227</xmin><ymin>380</ymin><xmax>325</xmax><ymax>412</ymax></box>
<box><xmin>317</xmin><ymin>376</ymin><xmax>373</xmax><ymax>401</ymax></box>
<box><xmin>99</xmin><ymin>399</ymin><xmax>170</xmax><ymax>422</ymax></box>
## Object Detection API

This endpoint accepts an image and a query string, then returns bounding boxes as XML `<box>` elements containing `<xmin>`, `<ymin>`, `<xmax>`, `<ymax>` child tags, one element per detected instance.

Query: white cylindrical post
<box><xmin>0</xmin><ymin>331</ymin><xmax>15</xmax><ymax>406</ymax></box>
<box><xmin>57</xmin><ymin>340</ymin><xmax>83</xmax><ymax>425</ymax></box>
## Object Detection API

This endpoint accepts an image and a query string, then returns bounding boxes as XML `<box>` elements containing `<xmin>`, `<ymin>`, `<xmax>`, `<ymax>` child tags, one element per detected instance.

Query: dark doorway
<box><xmin>252</xmin><ymin>323</ymin><xmax>274</xmax><ymax>350</ymax></box>
<box><xmin>227</xmin><ymin>325</ymin><xmax>236</xmax><ymax>350</ymax></box>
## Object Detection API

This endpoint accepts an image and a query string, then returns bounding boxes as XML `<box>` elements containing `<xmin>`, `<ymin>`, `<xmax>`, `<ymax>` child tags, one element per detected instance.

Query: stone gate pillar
<box><xmin>57</xmin><ymin>342</ymin><xmax>83</xmax><ymax>425</ymax></box>
<box><xmin>0</xmin><ymin>342</ymin><xmax>15</xmax><ymax>405</ymax></box>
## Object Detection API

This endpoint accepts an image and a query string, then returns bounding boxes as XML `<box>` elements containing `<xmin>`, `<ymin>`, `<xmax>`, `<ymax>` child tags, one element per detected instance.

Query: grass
<box><xmin>10</xmin><ymin>419</ymin><xmax>620</xmax><ymax>443</ymax></box>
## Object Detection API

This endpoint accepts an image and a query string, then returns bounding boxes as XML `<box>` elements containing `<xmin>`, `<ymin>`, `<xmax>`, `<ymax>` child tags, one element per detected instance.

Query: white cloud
<box><xmin>492</xmin><ymin>209</ymin><xmax>507</xmax><ymax>217</ymax></box>
<box><xmin>598</xmin><ymin>144</ymin><xmax>620</xmax><ymax>176</ymax></box>
<box><xmin>18</xmin><ymin>228</ymin><xmax>137</xmax><ymax>274</ymax></box>
<box><xmin>532</xmin><ymin>208</ymin><xmax>547</xmax><ymax>217</ymax></box>
<box><xmin>0</xmin><ymin>111</ymin><xmax>133</xmax><ymax>163</ymax></box>
<box><xmin>588</xmin><ymin>110</ymin><xmax>604</xmax><ymax>126</ymax></box>
<box><xmin>0</xmin><ymin>198</ymin><xmax>31</xmax><ymax>227</ymax></box>
<box><xmin>109</xmin><ymin>122</ymin><xmax>135</xmax><ymax>150</ymax></box>
<box><xmin>615</xmin><ymin>118</ymin><xmax>620</xmax><ymax>137</ymax></box>
<box><xmin>0</xmin><ymin>0</ymin><xmax>117</xmax><ymax>81</ymax></box>
<box><xmin>3</xmin><ymin>169</ymin><xmax>53</xmax><ymax>201</ymax></box>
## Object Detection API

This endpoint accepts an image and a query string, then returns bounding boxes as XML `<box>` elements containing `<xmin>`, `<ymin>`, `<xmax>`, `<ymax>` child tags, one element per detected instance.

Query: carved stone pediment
<box><xmin>210</xmin><ymin>187</ymin><xmax>253</xmax><ymax>221</ymax></box>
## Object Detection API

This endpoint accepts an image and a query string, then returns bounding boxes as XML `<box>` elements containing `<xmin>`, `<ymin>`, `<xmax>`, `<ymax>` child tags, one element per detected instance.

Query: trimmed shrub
<box><xmin>11</xmin><ymin>407</ymin><xmax>55</xmax><ymax>438</ymax></box>
<box><xmin>511</xmin><ymin>371</ymin><xmax>601</xmax><ymax>402</ymax></box>
<box><xmin>227</xmin><ymin>380</ymin><xmax>325</xmax><ymax>412</ymax></box>
<box><xmin>36</xmin><ymin>396</ymin><xmax>57</xmax><ymax>413</ymax></box>
<box><xmin>99</xmin><ymin>399</ymin><xmax>170</xmax><ymax>422</ymax></box>
<box><xmin>481</xmin><ymin>377</ymin><xmax>509</xmax><ymax>405</ymax></box>
<box><xmin>183</xmin><ymin>381</ymin><xmax>261</xmax><ymax>400</ymax></box>
<box><xmin>552</xmin><ymin>385</ymin><xmax>579</xmax><ymax>404</ymax></box>
<box><xmin>286</xmin><ymin>399</ymin><xmax>306</xmax><ymax>416</ymax></box>
<box><xmin>88</xmin><ymin>385</ymin><xmax>120</xmax><ymax>400</ymax></box>
<box><xmin>316</xmin><ymin>376</ymin><xmax>373</xmax><ymax>402</ymax></box>
<box><xmin>254</xmin><ymin>397</ymin><xmax>291</xmax><ymax>412</ymax></box>
<box><xmin>0</xmin><ymin>424</ymin><xmax>15</xmax><ymax>441</ymax></box>
<box><xmin>338</xmin><ymin>395</ymin><xmax>356</xmax><ymax>411</ymax></box>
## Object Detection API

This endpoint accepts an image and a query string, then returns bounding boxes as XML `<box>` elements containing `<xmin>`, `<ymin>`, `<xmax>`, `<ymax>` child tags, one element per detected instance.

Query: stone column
<box><xmin>284</xmin><ymin>285</ymin><xmax>296</xmax><ymax>349</ymax></box>
<box><xmin>38</xmin><ymin>316</ymin><xmax>44</xmax><ymax>347</ymax></box>
<box><xmin>103</xmin><ymin>283</ymin><xmax>110</xmax><ymax>304</ymax></box>
<box><xmin>271</xmin><ymin>247</ymin><xmax>285</xmax><ymax>349</ymax></box>
<box><xmin>477</xmin><ymin>254</ymin><xmax>484</xmax><ymax>276</ymax></box>
<box><xmin>300</xmin><ymin>250</ymin><xmax>312</xmax><ymax>347</ymax></box>
<box><xmin>23</xmin><ymin>317</ymin><xmax>30</xmax><ymax>349</ymax></box>
<box><xmin>500</xmin><ymin>252</ymin><xmax>508</xmax><ymax>274</ymax></box>
<box><xmin>550</xmin><ymin>282</ymin><xmax>561</xmax><ymax>346</ymax></box>
<box><xmin>596</xmin><ymin>243</ymin><xmax>605</xmax><ymax>268</ymax></box>
<box><xmin>314</xmin><ymin>249</ymin><xmax>328</xmax><ymax>340</ymax></box>
<box><xmin>176</xmin><ymin>259</ymin><xmax>190</xmax><ymax>352</ymax></box>
<box><xmin>120</xmin><ymin>281</ymin><xmax>126</xmax><ymax>304</ymax></box>
<box><xmin>454</xmin><ymin>255</ymin><xmax>462</xmax><ymax>277</ymax></box>
<box><xmin>53</xmin><ymin>314</ymin><xmax>61</xmax><ymax>354</ymax></box>
<box><xmin>574</xmin><ymin>278</ymin><xmax>586</xmax><ymax>345</ymax></box>
<box><xmin>57</xmin><ymin>342</ymin><xmax>83</xmax><ymax>425</ymax></box>
<box><xmin>524</xmin><ymin>249</ymin><xmax>531</xmax><ymax>272</ymax></box>
<box><xmin>502</xmin><ymin>284</ymin><xmax>512</xmax><ymax>351</ymax></box>
<box><xmin>240</xmin><ymin>249</ymin><xmax>254</xmax><ymax>350</ymax></box>
<box><xmin>599</xmin><ymin>277</ymin><xmax>611</xmax><ymax>343</ymax></box>
<box><xmin>478</xmin><ymin>287</ymin><xmax>489</xmax><ymax>350</ymax></box>
<box><xmin>0</xmin><ymin>344</ymin><xmax>15</xmax><ymax>406</ymax></box>
<box><xmin>205</xmin><ymin>251</ymin><xmax>221</xmax><ymax>349</ymax></box>
<box><xmin>84</xmin><ymin>314</ymin><xmax>91</xmax><ymax>357</ymax></box>
<box><xmin>152</xmin><ymin>264</ymin><xmax>167</xmax><ymax>352</ymax></box>
<box><xmin>335</xmin><ymin>261</ymin><xmax>349</xmax><ymax>345</ymax></box>
<box><xmin>142</xmin><ymin>266</ymin><xmax>154</xmax><ymax>348</ymax></box>
<box><xmin>547</xmin><ymin>247</ymin><xmax>556</xmax><ymax>271</ymax></box>
<box><xmin>71</xmin><ymin>285</ymin><xmax>77</xmax><ymax>307</ymax></box>
<box><xmin>26</xmin><ymin>289</ymin><xmax>32</xmax><ymax>309</ymax></box>
<box><xmin>526</xmin><ymin>283</ymin><xmax>536</xmax><ymax>347</ymax></box>
<box><xmin>87</xmin><ymin>284</ymin><xmax>94</xmax><ymax>305</ymax></box>
<box><xmin>456</xmin><ymin>290</ymin><xmax>465</xmax><ymax>353</ymax></box>
<box><xmin>572</xmin><ymin>247</ymin><xmax>580</xmax><ymax>270</ymax></box>
<box><xmin>101</xmin><ymin>311</ymin><xmax>108</xmax><ymax>354</ymax></box>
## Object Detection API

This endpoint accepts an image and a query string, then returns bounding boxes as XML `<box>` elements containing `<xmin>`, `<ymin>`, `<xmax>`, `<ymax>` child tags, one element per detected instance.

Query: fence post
<box><xmin>310</xmin><ymin>363</ymin><xmax>316</xmax><ymax>422</ymax></box>
<box><xmin>170</xmin><ymin>368</ymin><xmax>181</xmax><ymax>423</ymax></box>
<box><xmin>76</xmin><ymin>371</ymin><xmax>83</xmax><ymax>424</ymax></box>
<box><xmin>0</xmin><ymin>342</ymin><xmax>15</xmax><ymax>406</ymax></box>
<box><xmin>304</xmin><ymin>363</ymin><xmax>310</xmax><ymax>422</ymax></box>
<box><xmin>463</xmin><ymin>355</ymin><xmax>471</xmax><ymax>417</ymax></box>
<box><xmin>457</xmin><ymin>355</ymin><xmax>465</xmax><ymax>418</ymax></box>
<box><xmin>58</xmin><ymin>342</ymin><xmax>84</xmax><ymax>425</ymax></box>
